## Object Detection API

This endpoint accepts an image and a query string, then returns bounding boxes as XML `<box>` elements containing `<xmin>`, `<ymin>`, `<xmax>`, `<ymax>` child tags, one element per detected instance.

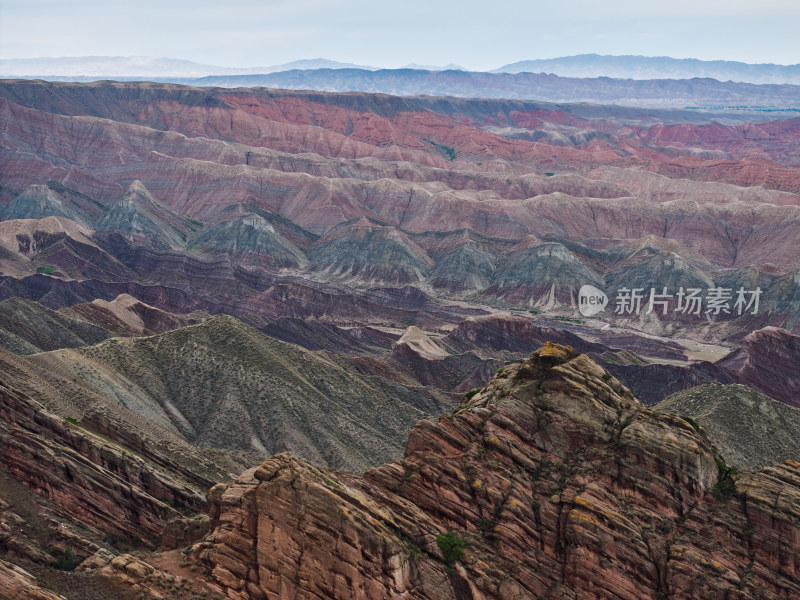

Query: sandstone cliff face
<box><xmin>189</xmin><ymin>344</ymin><xmax>800</xmax><ymax>599</ymax></box>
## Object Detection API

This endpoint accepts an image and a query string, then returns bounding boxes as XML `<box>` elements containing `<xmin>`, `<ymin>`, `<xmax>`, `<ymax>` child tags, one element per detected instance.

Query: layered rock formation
<box><xmin>1</xmin><ymin>80</ymin><xmax>800</xmax><ymax>342</ymax></box>
<box><xmin>0</xmin><ymin>296</ymin><xmax>111</xmax><ymax>354</ymax></box>
<box><xmin>0</xmin><ymin>560</ymin><xmax>66</xmax><ymax>600</ymax></box>
<box><xmin>188</xmin><ymin>344</ymin><xmax>800</xmax><ymax>599</ymax></box>
<box><xmin>2</xmin><ymin>72</ymin><xmax>800</xmax><ymax>600</ymax></box>
<box><xmin>95</xmin><ymin>180</ymin><xmax>193</xmax><ymax>250</ymax></box>
<box><xmin>720</xmin><ymin>326</ymin><xmax>800</xmax><ymax>408</ymax></box>
<box><xmin>0</xmin><ymin>380</ymin><xmax>209</xmax><ymax>543</ymax></box>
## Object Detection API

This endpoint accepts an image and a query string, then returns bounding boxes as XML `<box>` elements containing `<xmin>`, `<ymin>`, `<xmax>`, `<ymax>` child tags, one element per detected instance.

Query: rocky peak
<box><xmin>95</xmin><ymin>180</ymin><xmax>191</xmax><ymax>249</ymax></box>
<box><xmin>0</xmin><ymin>184</ymin><xmax>87</xmax><ymax>225</ymax></box>
<box><xmin>187</xmin><ymin>343</ymin><xmax>799</xmax><ymax>599</ymax></box>
<box><xmin>125</xmin><ymin>179</ymin><xmax>153</xmax><ymax>199</ymax></box>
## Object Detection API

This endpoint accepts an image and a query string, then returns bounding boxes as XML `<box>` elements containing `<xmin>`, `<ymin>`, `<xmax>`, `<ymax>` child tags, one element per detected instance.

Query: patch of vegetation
<box><xmin>544</xmin><ymin>172</ymin><xmax>554</xmax><ymax>177</ymax></box>
<box><xmin>463</xmin><ymin>388</ymin><xmax>481</xmax><ymax>401</ymax></box>
<box><xmin>63</xmin><ymin>417</ymin><xmax>78</xmax><ymax>426</ymax></box>
<box><xmin>159</xmin><ymin>496</ymin><xmax>200</xmax><ymax>517</ymax></box>
<box><xmin>437</xmin><ymin>531</ymin><xmax>466</xmax><ymax>567</ymax></box>
<box><xmin>51</xmin><ymin>547</ymin><xmax>79</xmax><ymax>571</ymax></box>
<box><xmin>531</xmin><ymin>456</ymin><xmax>552</xmax><ymax>479</ymax></box>
<box><xmin>103</xmin><ymin>531</ymin><xmax>145</xmax><ymax>550</ymax></box>
<box><xmin>660</xmin><ymin>518</ymin><xmax>675</xmax><ymax>534</ymax></box>
<box><xmin>381</xmin><ymin>520</ymin><xmax>421</xmax><ymax>558</ymax></box>
<box><xmin>36</xmin><ymin>265</ymin><xmax>56</xmax><ymax>275</ymax></box>
<box><xmin>422</xmin><ymin>138</ymin><xmax>457</xmax><ymax>161</ymax></box>
<box><xmin>712</xmin><ymin>456</ymin><xmax>738</xmax><ymax>499</ymax></box>
<box><xmin>186</xmin><ymin>218</ymin><xmax>205</xmax><ymax>228</ymax></box>
<box><xmin>554</xmin><ymin>316</ymin><xmax>582</xmax><ymax>324</ymax></box>
<box><xmin>681</xmin><ymin>415</ymin><xmax>701</xmax><ymax>432</ymax></box>
<box><xmin>440</xmin><ymin>144</ymin><xmax>457</xmax><ymax>161</ymax></box>
<box><xmin>320</xmin><ymin>474</ymin><xmax>341</xmax><ymax>490</ymax></box>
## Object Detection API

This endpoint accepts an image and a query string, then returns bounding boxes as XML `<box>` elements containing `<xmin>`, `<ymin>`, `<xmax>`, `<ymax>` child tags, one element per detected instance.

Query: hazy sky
<box><xmin>1</xmin><ymin>0</ymin><xmax>798</xmax><ymax>69</ymax></box>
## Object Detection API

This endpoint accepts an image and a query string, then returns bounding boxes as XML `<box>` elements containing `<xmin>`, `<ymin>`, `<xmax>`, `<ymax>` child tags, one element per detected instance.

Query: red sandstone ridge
<box><xmin>720</xmin><ymin>326</ymin><xmax>800</xmax><ymax>408</ymax></box>
<box><xmin>186</xmin><ymin>344</ymin><xmax>800</xmax><ymax>599</ymax></box>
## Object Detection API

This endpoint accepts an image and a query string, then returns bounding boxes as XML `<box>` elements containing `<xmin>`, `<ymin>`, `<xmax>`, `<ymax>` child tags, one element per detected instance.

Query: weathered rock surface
<box><xmin>0</xmin><ymin>558</ymin><xmax>66</xmax><ymax>599</ymax></box>
<box><xmin>0</xmin><ymin>380</ymin><xmax>204</xmax><ymax>543</ymax></box>
<box><xmin>2</xmin><ymin>80</ymin><xmax>800</xmax><ymax>340</ymax></box>
<box><xmin>3</xmin><ymin>315</ymin><xmax>449</xmax><ymax>471</ymax></box>
<box><xmin>188</xmin><ymin>344</ymin><xmax>800</xmax><ymax>599</ymax></box>
<box><xmin>310</xmin><ymin>218</ymin><xmax>434</xmax><ymax>285</ymax></box>
<box><xmin>189</xmin><ymin>212</ymin><xmax>308</xmax><ymax>270</ymax></box>
<box><xmin>66</xmin><ymin>293</ymin><xmax>200</xmax><ymax>337</ymax></box>
<box><xmin>0</xmin><ymin>184</ymin><xmax>93</xmax><ymax>227</ymax></box>
<box><xmin>720</xmin><ymin>326</ymin><xmax>800</xmax><ymax>407</ymax></box>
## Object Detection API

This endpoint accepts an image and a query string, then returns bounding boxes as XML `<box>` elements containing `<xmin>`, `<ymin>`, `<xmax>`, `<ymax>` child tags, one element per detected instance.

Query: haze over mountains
<box><xmin>494</xmin><ymin>54</ymin><xmax>800</xmax><ymax>84</ymax></box>
<box><xmin>5</xmin><ymin>54</ymin><xmax>800</xmax><ymax>112</ymax></box>
<box><xmin>0</xmin><ymin>56</ymin><xmax>378</xmax><ymax>78</ymax></box>
<box><xmin>4</xmin><ymin>54</ymin><xmax>800</xmax><ymax>84</ymax></box>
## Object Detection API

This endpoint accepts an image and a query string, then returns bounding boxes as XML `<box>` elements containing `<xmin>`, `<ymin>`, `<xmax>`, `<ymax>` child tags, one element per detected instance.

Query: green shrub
<box><xmin>52</xmin><ymin>547</ymin><xmax>78</xmax><ymax>571</ymax></box>
<box><xmin>712</xmin><ymin>456</ymin><xmax>738</xmax><ymax>499</ymax></box>
<box><xmin>463</xmin><ymin>388</ymin><xmax>481</xmax><ymax>401</ymax></box>
<box><xmin>36</xmin><ymin>266</ymin><xmax>56</xmax><ymax>275</ymax></box>
<box><xmin>554</xmin><ymin>316</ymin><xmax>582</xmax><ymax>324</ymax></box>
<box><xmin>436</xmin><ymin>531</ymin><xmax>466</xmax><ymax>565</ymax></box>
<box><xmin>682</xmin><ymin>415</ymin><xmax>701</xmax><ymax>432</ymax></box>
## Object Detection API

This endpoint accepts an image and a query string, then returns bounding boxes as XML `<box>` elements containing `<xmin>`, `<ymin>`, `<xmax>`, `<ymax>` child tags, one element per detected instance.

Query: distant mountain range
<box><xmin>494</xmin><ymin>54</ymin><xmax>800</xmax><ymax>85</ymax></box>
<box><xmin>181</xmin><ymin>69</ymin><xmax>800</xmax><ymax>111</ymax></box>
<box><xmin>2</xmin><ymin>54</ymin><xmax>799</xmax><ymax>85</ymax></box>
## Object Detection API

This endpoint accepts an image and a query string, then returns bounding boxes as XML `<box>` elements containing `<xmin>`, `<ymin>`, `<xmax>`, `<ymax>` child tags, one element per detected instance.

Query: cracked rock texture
<box><xmin>188</xmin><ymin>343</ymin><xmax>800</xmax><ymax>599</ymax></box>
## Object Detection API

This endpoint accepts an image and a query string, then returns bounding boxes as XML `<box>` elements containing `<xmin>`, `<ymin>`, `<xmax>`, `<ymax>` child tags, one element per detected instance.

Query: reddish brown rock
<box><xmin>0</xmin><ymin>559</ymin><xmax>66</xmax><ymax>599</ymax></box>
<box><xmin>720</xmin><ymin>326</ymin><xmax>800</xmax><ymax>408</ymax></box>
<box><xmin>0</xmin><ymin>380</ymin><xmax>206</xmax><ymax>544</ymax></box>
<box><xmin>188</xmin><ymin>344</ymin><xmax>800</xmax><ymax>599</ymax></box>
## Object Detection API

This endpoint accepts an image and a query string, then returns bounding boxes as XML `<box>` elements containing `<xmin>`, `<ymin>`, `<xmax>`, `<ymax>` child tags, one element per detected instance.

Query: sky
<box><xmin>1</xmin><ymin>0</ymin><xmax>799</xmax><ymax>70</ymax></box>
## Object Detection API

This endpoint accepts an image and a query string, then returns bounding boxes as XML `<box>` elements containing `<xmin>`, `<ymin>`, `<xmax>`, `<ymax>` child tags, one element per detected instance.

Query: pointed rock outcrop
<box><xmin>95</xmin><ymin>181</ymin><xmax>191</xmax><ymax>249</ymax></box>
